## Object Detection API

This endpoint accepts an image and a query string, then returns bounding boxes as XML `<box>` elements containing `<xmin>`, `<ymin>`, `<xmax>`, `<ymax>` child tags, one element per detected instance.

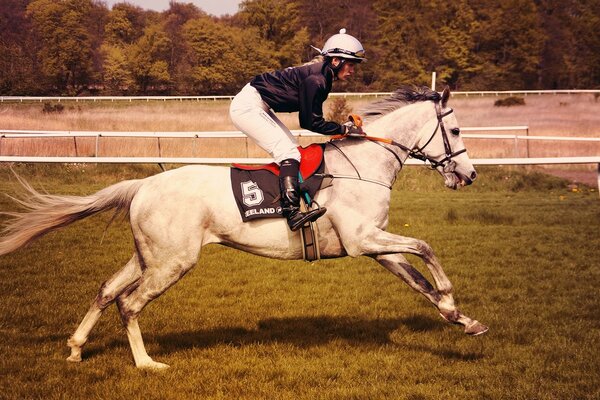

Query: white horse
<box><xmin>0</xmin><ymin>86</ymin><xmax>487</xmax><ymax>369</ymax></box>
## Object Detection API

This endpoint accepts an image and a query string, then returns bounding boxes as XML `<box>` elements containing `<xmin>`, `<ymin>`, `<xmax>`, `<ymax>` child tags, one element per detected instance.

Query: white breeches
<box><xmin>230</xmin><ymin>83</ymin><xmax>301</xmax><ymax>164</ymax></box>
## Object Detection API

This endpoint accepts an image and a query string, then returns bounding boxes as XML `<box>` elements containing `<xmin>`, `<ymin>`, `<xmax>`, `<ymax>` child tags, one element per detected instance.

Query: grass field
<box><xmin>0</xmin><ymin>164</ymin><xmax>598</xmax><ymax>399</ymax></box>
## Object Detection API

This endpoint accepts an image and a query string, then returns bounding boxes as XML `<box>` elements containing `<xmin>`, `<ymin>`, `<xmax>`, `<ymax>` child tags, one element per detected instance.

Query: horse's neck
<box><xmin>364</xmin><ymin>101</ymin><xmax>433</xmax><ymax>150</ymax></box>
<box><xmin>324</xmin><ymin>102</ymin><xmax>434</xmax><ymax>187</ymax></box>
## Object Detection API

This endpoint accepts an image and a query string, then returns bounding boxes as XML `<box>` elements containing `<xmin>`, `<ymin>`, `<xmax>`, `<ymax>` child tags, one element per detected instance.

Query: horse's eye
<box><xmin>451</xmin><ymin>128</ymin><xmax>460</xmax><ymax>135</ymax></box>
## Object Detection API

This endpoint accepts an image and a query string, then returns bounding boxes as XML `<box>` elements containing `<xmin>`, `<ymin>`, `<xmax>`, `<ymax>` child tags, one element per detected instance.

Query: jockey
<box><xmin>230</xmin><ymin>29</ymin><xmax>366</xmax><ymax>231</ymax></box>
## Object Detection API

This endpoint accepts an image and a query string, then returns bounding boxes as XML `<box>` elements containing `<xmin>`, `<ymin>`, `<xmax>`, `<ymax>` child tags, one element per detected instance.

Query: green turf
<box><xmin>0</xmin><ymin>164</ymin><xmax>598</xmax><ymax>399</ymax></box>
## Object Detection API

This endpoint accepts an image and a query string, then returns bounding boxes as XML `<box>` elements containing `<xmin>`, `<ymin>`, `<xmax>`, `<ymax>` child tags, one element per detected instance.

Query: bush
<box><xmin>42</xmin><ymin>102</ymin><xmax>64</xmax><ymax>113</ymax></box>
<box><xmin>326</xmin><ymin>97</ymin><xmax>352</xmax><ymax>124</ymax></box>
<box><xmin>494</xmin><ymin>96</ymin><xmax>525</xmax><ymax>107</ymax></box>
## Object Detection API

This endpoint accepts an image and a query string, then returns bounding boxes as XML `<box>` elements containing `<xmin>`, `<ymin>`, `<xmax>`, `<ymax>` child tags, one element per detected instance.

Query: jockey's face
<box><xmin>332</xmin><ymin>58</ymin><xmax>357</xmax><ymax>81</ymax></box>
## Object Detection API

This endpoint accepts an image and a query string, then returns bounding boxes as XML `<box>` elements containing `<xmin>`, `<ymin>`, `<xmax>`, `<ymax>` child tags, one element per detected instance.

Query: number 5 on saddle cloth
<box><xmin>230</xmin><ymin>144</ymin><xmax>326</xmax><ymax>261</ymax></box>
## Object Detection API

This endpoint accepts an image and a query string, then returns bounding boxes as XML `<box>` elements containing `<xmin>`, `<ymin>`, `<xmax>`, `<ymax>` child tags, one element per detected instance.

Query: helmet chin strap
<box><xmin>326</xmin><ymin>57</ymin><xmax>346</xmax><ymax>79</ymax></box>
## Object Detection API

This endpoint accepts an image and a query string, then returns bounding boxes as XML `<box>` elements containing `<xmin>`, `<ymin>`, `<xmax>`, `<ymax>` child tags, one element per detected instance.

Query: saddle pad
<box><xmin>231</xmin><ymin>155</ymin><xmax>325</xmax><ymax>222</ymax></box>
<box><xmin>232</xmin><ymin>144</ymin><xmax>324</xmax><ymax>180</ymax></box>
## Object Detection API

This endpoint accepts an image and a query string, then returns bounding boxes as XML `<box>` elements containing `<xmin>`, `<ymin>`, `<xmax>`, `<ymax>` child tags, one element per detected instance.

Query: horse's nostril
<box><xmin>470</xmin><ymin>171</ymin><xmax>477</xmax><ymax>180</ymax></box>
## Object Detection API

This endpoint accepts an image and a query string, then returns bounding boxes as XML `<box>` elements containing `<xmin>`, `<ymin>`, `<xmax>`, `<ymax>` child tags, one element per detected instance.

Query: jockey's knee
<box><xmin>274</xmin><ymin>147</ymin><xmax>301</xmax><ymax>165</ymax></box>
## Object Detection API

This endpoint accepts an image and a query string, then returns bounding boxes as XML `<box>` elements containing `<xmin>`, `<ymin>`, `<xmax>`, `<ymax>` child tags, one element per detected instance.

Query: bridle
<box><xmin>420</xmin><ymin>101</ymin><xmax>467</xmax><ymax>171</ymax></box>
<box><xmin>370</xmin><ymin>100</ymin><xmax>466</xmax><ymax>171</ymax></box>
<box><xmin>326</xmin><ymin>99</ymin><xmax>467</xmax><ymax>188</ymax></box>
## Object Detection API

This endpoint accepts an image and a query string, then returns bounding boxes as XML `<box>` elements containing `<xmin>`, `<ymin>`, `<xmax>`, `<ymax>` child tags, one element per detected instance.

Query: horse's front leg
<box><xmin>356</xmin><ymin>230</ymin><xmax>488</xmax><ymax>335</ymax></box>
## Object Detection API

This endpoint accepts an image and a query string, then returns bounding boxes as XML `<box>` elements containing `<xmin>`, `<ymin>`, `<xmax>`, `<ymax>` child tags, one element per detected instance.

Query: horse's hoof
<box><xmin>66</xmin><ymin>354</ymin><xmax>82</xmax><ymax>362</ymax></box>
<box><xmin>465</xmin><ymin>320</ymin><xmax>489</xmax><ymax>336</ymax></box>
<box><xmin>137</xmin><ymin>361</ymin><xmax>170</xmax><ymax>370</ymax></box>
<box><xmin>66</xmin><ymin>346</ymin><xmax>82</xmax><ymax>362</ymax></box>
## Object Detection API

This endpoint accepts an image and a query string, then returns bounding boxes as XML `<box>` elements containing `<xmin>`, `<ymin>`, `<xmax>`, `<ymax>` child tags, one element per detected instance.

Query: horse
<box><xmin>0</xmin><ymin>86</ymin><xmax>488</xmax><ymax>369</ymax></box>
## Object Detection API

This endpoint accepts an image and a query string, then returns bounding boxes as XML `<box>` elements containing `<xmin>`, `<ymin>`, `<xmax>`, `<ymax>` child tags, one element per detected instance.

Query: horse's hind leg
<box><xmin>67</xmin><ymin>253</ymin><xmax>142</xmax><ymax>362</ymax></box>
<box><xmin>115</xmin><ymin>252</ymin><xmax>199</xmax><ymax>369</ymax></box>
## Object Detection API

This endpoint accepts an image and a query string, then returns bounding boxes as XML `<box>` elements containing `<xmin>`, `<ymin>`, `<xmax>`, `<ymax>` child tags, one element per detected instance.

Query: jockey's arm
<box><xmin>299</xmin><ymin>76</ymin><xmax>344</xmax><ymax>135</ymax></box>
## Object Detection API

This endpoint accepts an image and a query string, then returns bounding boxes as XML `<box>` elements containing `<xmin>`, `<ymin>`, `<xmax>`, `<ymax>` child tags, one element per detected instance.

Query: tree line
<box><xmin>1</xmin><ymin>0</ymin><xmax>598</xmax><ymax>96</ymax></box>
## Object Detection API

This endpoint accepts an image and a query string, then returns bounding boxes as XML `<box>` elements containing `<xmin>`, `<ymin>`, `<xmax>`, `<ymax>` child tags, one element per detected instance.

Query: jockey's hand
<box><xmin>348</xmin><ymin>114</ymin><xmax>363</xmax><ymax>127</ymax></box>
<box><xmin>343</xmin><ymin>121</ymin><xmax>365</xmax><ymax>136</ymax></box>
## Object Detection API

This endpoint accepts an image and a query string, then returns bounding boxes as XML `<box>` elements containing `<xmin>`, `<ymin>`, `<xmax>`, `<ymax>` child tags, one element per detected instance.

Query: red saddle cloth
<box><xmin>232</xmin><ymin>144</ymin><xmax>324</xmax><ymax>180</ymax></box>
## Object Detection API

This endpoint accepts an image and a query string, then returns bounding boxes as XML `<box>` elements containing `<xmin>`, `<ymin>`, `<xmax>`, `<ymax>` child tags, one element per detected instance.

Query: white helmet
<box><xmin>317</xmin><ymin>28</ymin><xmax>366</xmax><ymax>62</ymax></box>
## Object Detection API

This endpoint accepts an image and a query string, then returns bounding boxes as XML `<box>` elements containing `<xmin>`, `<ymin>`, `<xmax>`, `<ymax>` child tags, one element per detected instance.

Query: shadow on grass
<box><xmin>150</xmin><ymin>314</ymin><xmax>460</xmax><ymax>355</ymax></box>
<box><xmin>37</xmin><ymin>315</ymin><xmax>483</xmax><ymax>362</ymax></box>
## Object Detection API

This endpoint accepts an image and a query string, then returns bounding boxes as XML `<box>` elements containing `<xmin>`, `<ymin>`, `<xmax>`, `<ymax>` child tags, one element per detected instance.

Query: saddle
<box><xmin>230</xmin><ymin>144</ymin><xmax>326</xmax><ymax>222</ymax></box>
<box><xmin>232</xmin><ymin>143</ymin><xmax>324</xmax><ymax>179</ymax></box>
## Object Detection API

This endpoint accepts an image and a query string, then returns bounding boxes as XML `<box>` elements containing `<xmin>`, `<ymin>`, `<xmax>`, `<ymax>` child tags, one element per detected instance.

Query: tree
<box><xmin>4</xmin><ymin>0</ymin><xmax>599</xmax><ymax>95</ymax></box>
<box><xmin>434</xmin><ymin>0</ymin><xmax>479</xmax><ymax>89</ymax></box>
<box><xmin>105</xmin><ymin>7</ymin><xmax>135</xmax><ymax>45</ymax></box>
<box><xmin>182</xmin><ymin>16</ymin><xmax>278</xmax><ymax>94</ymax></box>
<box><xmin>372</xmin><ymin>0</ymin><xmax>480</xmax><ymax>90</ymax></box>
<box><xmin>101</xmin><ymin>43</ymin><xmax>134</xmax><ymax>92</ymax></box>
<box><xmin>26</xmin><ymin>0</ymin><xmax>96</xmax><ymax>94</ymax></box>
<box><xmin>128</xmin><ymin>23</ymin><xmax>172</xmax><ymax>93</ymax></box>
<box><xmin>238</xmin><ymin>0</ymin><xmax>310</xmax><ymax>66</ymax></box>
<box><xmin>571</xmin><ymin>0</ymin><xmax>600</xmax><ymax>88</ymax></box>
<box><xmin>537</xmin><ymin>0</ymin><xmax>600</xmax><ymax>89</ymax></box>
<box><xmin>163</xmin><ymin>1</ymin><xmax>206</xmax><ymax>93</ymax></box>
<box><xmin>468</xmin><ymin>0</ymin><xmax>545</xmax><ymax>89</ymax></box>
<box><xmin>106</xmin><ymin>2</ymin><xmax>148</xmax><ymax>45</ymax></box>
<box><xmin>373</xmin><ymin>0</ymin><xmax>441</xmax><ymax>88</ymax></box>
<box><xmin>0</xmin><ymin>0</ymin><xmax>38</xmax><ymax>94</ymax></box>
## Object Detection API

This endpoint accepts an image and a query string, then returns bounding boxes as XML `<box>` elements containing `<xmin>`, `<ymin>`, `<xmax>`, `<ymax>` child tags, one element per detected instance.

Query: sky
<box><xmin>101</xmin><ymin>0</ymin><xmax>243</xmax><ymax>16</ymax></box>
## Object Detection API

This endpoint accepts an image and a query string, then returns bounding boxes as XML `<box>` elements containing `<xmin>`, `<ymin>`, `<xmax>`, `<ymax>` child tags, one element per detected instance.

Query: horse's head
<box><xmin>360</xmin><ymin>86</ymin><xmax>476</xmax><ymax>190</ymax></box>
<box><xmin>412</xmin><ymin>87</ymin><xmax>477</xmax><ymax>190</ymax></box>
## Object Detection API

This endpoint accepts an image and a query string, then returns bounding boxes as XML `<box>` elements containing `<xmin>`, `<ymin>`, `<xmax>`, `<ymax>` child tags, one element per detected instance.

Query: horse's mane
<box><xmin>360</xmin><ymin>85</ymin><xmax>441</xmax><ymax>123</ymax></box>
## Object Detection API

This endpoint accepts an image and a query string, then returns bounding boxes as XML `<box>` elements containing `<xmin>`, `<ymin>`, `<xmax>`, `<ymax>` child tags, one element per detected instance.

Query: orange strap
<box><xmin>330</xmin><ymin>133</ymin><xmax>393</xmax><ymax>145</ymax></box>
<box><xmin>338</xmin><ymin>115</ymin><xmax>394</xmax><ymax>144</ymax></box>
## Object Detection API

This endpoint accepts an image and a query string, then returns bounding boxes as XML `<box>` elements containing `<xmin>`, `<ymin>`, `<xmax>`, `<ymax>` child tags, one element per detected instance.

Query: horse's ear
<box><xmin>441</xmin><ymin>86</ymin><xmax>450</xmax><ymax>107</ymax></box>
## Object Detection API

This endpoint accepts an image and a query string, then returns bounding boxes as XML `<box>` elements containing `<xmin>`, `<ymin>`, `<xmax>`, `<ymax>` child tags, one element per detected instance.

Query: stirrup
<box><xmin>287</xmin><ymin>206</ymin><xmax>327</xmax><ymax>231</ymax></box>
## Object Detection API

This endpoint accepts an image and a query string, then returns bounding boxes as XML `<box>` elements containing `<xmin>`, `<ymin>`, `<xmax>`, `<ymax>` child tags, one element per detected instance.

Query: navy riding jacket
<box><xmin>250</xmin><ymin>61</ymin><xmax>344</xmax><ymax>135</ymax></box>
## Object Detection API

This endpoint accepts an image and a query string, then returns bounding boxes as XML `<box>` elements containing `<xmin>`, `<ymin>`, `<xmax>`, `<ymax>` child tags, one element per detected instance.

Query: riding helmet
<box><xmin>318</xmin><ymin>28</ymin><xmax>366</xmax><ymax>62</ymax></box>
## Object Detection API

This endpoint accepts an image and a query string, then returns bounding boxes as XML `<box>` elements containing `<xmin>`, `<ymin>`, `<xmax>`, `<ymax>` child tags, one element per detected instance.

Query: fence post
<box><xmin>526</xmin><ymin>126</ymin><xmax>530</xmax><ymax>158</ymax></box>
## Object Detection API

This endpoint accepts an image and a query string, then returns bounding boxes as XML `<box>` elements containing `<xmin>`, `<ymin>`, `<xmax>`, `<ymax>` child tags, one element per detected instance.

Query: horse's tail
<box><xmin>0</xmin><ymin>175</ymin><xmax>144</xmax><ymax>256</ymax></box>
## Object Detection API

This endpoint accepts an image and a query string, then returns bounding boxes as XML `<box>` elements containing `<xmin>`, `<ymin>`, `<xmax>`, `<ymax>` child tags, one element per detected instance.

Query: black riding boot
<box><xmin>279</xmin><ymin>159</ymin><xmax>326</xmax><ymax>231</ymax></box>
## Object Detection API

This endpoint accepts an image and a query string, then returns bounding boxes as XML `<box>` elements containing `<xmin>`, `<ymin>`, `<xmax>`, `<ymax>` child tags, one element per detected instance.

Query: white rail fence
<box><xmin>2</xmin><ymin>126</ymin><xmax>599</xmax><ymax>158</ymax></box>
<box><xmin>1</xmin><ymin>90</ymin><xmax>600</xmax><ymax>103</ymax></box>
<box><xmin>1</xmin><ymin>127</ymin><xmax>599</xmax><ymax>193</ymax></box>
<box><xmin>1</xmin><ymin>126</ymin><xmax>535</xmax><ymax>158</ymax></box>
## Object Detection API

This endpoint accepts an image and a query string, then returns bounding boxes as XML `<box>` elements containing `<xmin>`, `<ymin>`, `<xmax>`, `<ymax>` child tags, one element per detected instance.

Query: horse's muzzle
<box><xmin>463</xmin><ymin>170</ymin><xmax>477</xmax><ymax>185</ymax></box>
<box><xmin>455</xmin><ymin>170</ymin><xmax>477</xmax><ymax>188</ymax></box>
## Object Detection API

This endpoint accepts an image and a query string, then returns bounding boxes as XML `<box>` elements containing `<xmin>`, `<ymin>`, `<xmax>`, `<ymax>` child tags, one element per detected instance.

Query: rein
<box><xmin>326</xmin><ymin>100</ymin><xmax>466</xmax><ymax>188</ymax></box>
